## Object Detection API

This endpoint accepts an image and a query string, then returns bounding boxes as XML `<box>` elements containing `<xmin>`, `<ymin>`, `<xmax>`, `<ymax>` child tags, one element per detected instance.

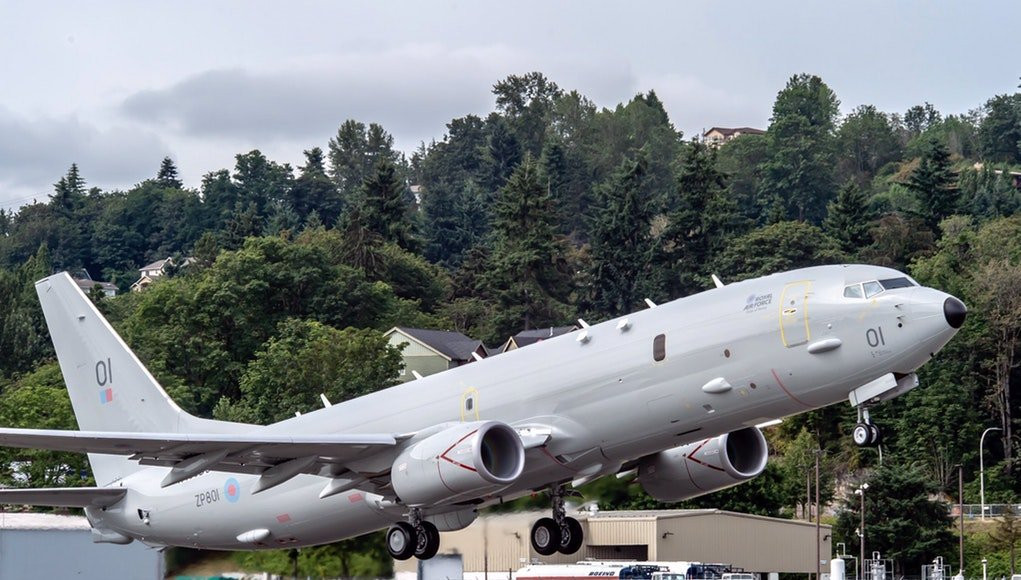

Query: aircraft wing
<box><xmin>0</xmin><ymin>428</ymin><xmax>398</xmax><ymax>486</ymax></box>
<box><xmin>0</xmin><ymin>487</ymin><xmax>127</xmax><ymax>508</ymax></box>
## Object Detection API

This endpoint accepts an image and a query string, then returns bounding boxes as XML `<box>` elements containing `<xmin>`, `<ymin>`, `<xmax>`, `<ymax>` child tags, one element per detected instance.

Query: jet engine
<box><xmin>391</xmin><ymin>420</ymin><xmax>525</xmax><ymax>506</ymax></box>
<box><xmin>636</xmin><ymin>427</ymin><xmax>768</xmax><ymax>502</ymax></box>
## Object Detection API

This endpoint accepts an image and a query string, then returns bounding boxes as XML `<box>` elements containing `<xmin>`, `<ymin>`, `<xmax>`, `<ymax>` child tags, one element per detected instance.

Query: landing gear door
<box><xmin>780</xmin><ymin>281</ymin><xmax>812</xmax><ymax>347</ymax></box>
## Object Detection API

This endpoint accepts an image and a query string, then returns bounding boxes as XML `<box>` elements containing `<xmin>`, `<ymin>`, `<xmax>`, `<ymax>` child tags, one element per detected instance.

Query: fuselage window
<box><xmin>465</xmin><ymin>396</ymin><xmax>474</xmax><ymax>412</ymax></box>
<box><xmin>843</xmin><ymin>284</ymin><xmax>864</xmax><ymax>299</ymax></box>
<box><xmin>879</xmin><ymin>277</ymin><xmax>913</xmax><ymax>290</ymax></box>
<box><xmin>863</xmin><ymin>280</ymin><xmax>884</xmax><ymax>298</ymax></box>
<box><xmin>653</xmin><ymin>334</ymin><xmax>666</xmax><ymax>362</ymax></box>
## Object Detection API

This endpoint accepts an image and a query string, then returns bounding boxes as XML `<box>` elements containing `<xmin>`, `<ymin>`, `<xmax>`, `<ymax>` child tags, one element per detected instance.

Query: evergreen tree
<box><xmin>906</xmin><ymin>135</ymin><xmax>957</xmax><ymax>230</ymax></box>
<box><xmin>661</xmin><ymin>140</ymin><xmax>745</xmax><ymax>297</ymax></box>
<box><xmin>977</xmin><ymin>93</ymin><xmax>1021</xmax><ymax>164</ymax></box>
<box><xmin>290</xmin><ymin>147</ymin><xmax>342</xmax><ymax>225</ymax></box>
<box><xmin>483</xmin><ymin>114</ymin><xmax>522</xmax><ymax>192</ymax></box>
<box><xmin>328</xmin><ymin>121</ymin><xmax>401</xmax><ymax>203</ymax></box>
<box><xmin>351</xmin><ymin>159</ymin><xmax>416</xmax><ymax>251</ymax></box>
<box><xmin>588</xmin><ymin>155</ymin><xmax>657</xmax><ymax>317</ymax></box>
<box><xmin>758</xmin><ymin>74</ymin><xmax>840</xmax><ymax>223</ymax></box>
<box><xmin>484</xmin><ymin>155</ymin><xmax>572</xmax><ymax>336</ymax></box>
<box><xmin>51</xmin><ymin>163</ymin><xmax>86</xmax><ymax>217</ymax></box>
<box><xmin>156</xmin><ymin>157</ymin><xmax>183</xmax><ymax>189</ymax></box>
<box><xmin>823</xmin><ymin>182</ymin><xmax>877</xmax><ymax>254</ymax></box>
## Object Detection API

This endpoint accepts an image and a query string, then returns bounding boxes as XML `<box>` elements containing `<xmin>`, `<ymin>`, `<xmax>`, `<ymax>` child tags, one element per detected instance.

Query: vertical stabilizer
<box><xmin>34</xmin><ymin>272</ymin><xmax>247</xmax><ymax>484</ymax></box>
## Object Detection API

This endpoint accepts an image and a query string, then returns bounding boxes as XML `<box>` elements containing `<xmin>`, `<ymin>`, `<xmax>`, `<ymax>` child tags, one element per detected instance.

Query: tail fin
<box><xmin>34</xmin><ymin>273</ymin><xmax>248</xmax><ymax>484</ymax></box>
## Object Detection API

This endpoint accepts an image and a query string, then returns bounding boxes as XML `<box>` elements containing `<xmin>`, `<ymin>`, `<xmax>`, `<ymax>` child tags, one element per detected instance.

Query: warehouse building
<box><xmin>0</xmin><ymin>513</ymin><xmax>164</xmax><ymax>579</ymax></box>
<box><xmin>395</xmin><ymin>509</ymin><xmax>831</xmax><ymax>579</ymax></box>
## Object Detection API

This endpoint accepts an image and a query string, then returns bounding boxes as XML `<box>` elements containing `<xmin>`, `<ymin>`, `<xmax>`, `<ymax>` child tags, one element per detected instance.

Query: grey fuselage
<box><xmin>87</xmin><ymin>264</ymin><xmax>962</xmax><ymax>549</ymax></box>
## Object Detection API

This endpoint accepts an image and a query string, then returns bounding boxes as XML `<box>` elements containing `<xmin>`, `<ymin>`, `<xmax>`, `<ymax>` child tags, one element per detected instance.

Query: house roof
<box><xmin>140</xmin><ymin>257</ymin><xmax>172</xmax><ymax>272</ymax></box>
<box><xmin>704</xmin><ymin>126</ymin><xmax>766</xmax><ymax>137</ymax></box>
<box><xmin>509</xmin><ymin>326</ymin><xmax>578</xmax><ymax>348</ymax></box>
<box><xmin>390</xmin><ymin>327</ymin><xmax>485</xmax><ymax>362</ymax></box>
<box><xmin>73</xmin><ymin>279</ymin><xmax>117</xmax><ymax>291</ymax></box>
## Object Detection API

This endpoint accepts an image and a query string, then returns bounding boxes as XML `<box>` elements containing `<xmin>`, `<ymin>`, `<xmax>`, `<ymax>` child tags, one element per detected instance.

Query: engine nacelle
<box><xmin>391</xmin><ymin>420</ymin><xmax>525</xmax><ymax>506</ymax></box>
<box><xmin>636</xmin><ymin>427</ymin><xmax>768</xmax><ymax>502</ymax></box>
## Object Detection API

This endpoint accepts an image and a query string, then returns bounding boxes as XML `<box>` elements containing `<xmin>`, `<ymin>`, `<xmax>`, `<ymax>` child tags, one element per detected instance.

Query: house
<box><xmin>72</xmin><ymin>270</ymin><xmax>117</xmax><ymax>297</ymax></box>
<box><xmin>384</xmin><ymin>327</ymin><xmax>488</xmax><ymax>383</ymax></box>
<box><xmin>130</xmin><ymin>256</ymin><xmax>193</xmax><ymax>292</ymax></box>
<box><xmin>703</xmin><ymin>126</ymin><xmax>766</xmax><ymax>148</ymax></box>
<box><xmin>500</xmin><ymin>326</ymin><xmax>579</xmax><ymax>352</ymax></box>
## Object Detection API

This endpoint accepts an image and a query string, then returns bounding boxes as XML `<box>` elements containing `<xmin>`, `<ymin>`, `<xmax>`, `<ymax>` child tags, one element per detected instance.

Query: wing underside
<box><xmin>0</xmin><ymin>487</ymin><xmax>126</xmax><ymax>508</ymax></box>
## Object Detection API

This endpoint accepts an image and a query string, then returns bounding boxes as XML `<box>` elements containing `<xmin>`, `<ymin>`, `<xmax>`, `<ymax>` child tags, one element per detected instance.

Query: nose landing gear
<box><xmin>386</xmin><ymin>508</ymin><xmax>441</xmax><ymax>561</ymax></box>
<box><xmin>852</xmin><ymin>408</ymin><xmax>882</xmax><ymax>448</ymax></box>
<box><xmin>530</xmin><ymin>486</ymin><xmax>584</xmax><ymax>556</ymax></box>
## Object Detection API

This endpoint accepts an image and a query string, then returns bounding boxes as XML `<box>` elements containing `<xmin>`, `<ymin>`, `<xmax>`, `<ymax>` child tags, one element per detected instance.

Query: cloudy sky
<box><xmin>1</xmin><ymin>1</ymin><xmax>1018</xmax><ymax>209</ymax></box>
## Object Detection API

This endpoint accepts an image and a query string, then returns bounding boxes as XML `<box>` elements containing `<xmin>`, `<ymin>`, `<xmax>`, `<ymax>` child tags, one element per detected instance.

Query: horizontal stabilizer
<box><xmin>0</xmin><ymin>487</ymin><xmax>126</xmax><ymax>508</ymax></box>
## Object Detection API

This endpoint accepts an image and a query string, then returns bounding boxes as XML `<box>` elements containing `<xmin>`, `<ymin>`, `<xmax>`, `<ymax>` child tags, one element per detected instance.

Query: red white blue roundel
<box><xmin>224</xmin><ymin>478</ymin><xmax>241</xmax><ymax>503</ymax></box>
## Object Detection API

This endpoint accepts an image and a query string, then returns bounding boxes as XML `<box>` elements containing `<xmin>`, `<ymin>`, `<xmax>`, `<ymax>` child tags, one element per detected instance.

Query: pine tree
<box><xmin>588</xmin><ymin>154</ymin><xmax>657</xmax><ymax>316</ymax></box>
<box><xmin>156</xmin><ymin>157</ymin><xmax>183</xmax><ymax>189</ymax></box>
<box><xmin>291</xmin><ymin>147</ymin><xmax>342</xmax><ymax>225</ymax></box>
<box><xmin>351</xmin><ymin>158</ymin><xmax>416</xmax><ymax>251</ymax></box>
<box><xmin>661</xmin><ymin>141</ymin><xmax>745</xmax><ymax>297</ymax></box>
<box><xmin>483</xmin><ymin>115</ymin><xmax>522</xmax><ymax>192</ymax></box>
<box><xmin>823</xmin><ymin>182</ymin><xmax>876</xmax><ymax>254</ymax></box>
<box><xmin>484</xmin><ymin>155</ymin><xmax>572</xmax><ymax>336</ymax></box>
<box><xmin>51</xmin><ymin>164</ymin><xmax>86</xmax><ymax>216</ymax></box>
<box><xmin>906</xmin><ymin>135</ymin><xmax>957</xmax><ymax>230</ymax></box>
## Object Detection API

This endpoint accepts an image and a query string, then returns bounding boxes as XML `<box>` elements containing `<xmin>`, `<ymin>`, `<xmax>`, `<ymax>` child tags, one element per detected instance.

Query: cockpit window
<box><xmin>879</xmin><ymin>277</ymin><xmax>914</xmax><ymax>290</ymax></box>
<box><xmin>843</xmin><ymin>284</ymin><xmax>863</xmax><ymax>299</ymax></box>
<box><xmin>863</xmin><ymin>281</ymin><xmax>884</xmax><ymax>298</ymax></box>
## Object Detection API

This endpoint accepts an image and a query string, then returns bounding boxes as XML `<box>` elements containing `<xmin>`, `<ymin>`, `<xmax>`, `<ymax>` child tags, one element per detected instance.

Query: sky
<box><xmin>1</xmin><ymin>0</ymin><xmax>1019</xmax><ymax>209</ymax></box>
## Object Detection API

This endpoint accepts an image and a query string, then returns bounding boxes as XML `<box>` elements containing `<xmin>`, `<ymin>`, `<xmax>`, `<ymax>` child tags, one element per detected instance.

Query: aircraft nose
<box><xmin>943</xmin><ymin>296</ymin><xmax>967</xmax><ymax>329</ymax></box>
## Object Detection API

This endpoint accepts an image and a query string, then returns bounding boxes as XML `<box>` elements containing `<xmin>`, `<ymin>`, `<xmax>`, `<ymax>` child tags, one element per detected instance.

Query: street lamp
<box><xmin>981</xmin><ymin>427</ymin><xmax>1003</xmax><ymax>521</ymax></box>
<box><xmin>856</xmin><ymin>483</ymin><xmax>869</xmax><ymax>580</ymax></box>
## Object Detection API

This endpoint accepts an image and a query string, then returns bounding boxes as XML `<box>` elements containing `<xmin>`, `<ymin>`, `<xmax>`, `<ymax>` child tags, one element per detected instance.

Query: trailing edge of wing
<box><xmin>0</xmin><ymin>487</ymin><xmax>126</xmax><ymax>508</ymax></box>
<box><xmin>0</xmin><ymin>428</ymin><xmax>398</xmax><ymax>473</ymax></box>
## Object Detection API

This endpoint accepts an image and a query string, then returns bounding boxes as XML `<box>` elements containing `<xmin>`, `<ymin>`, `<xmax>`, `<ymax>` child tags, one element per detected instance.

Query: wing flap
<box><xmin>0</xmin><ymin>428</ymin><xmax>398</xmax><ymax>479</ymax></box>
<box><xmin>0</xmin><ymin>487</ymin><xmax>126</xmax><ymax>508</ymax></box>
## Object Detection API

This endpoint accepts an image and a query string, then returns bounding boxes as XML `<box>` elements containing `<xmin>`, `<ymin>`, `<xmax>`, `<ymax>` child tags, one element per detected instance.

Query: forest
<box><xmin>2</xmin><ymin>72</ymin><xmax>1021</xmax><ymax>576</ymax></box>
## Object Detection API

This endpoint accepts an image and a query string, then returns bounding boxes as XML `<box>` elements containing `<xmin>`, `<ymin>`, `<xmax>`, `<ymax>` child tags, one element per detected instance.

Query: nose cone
<box><xmin>943</xmin><ymin>297</ymin><xmax>967</xmax><ymax>329</ymax></box>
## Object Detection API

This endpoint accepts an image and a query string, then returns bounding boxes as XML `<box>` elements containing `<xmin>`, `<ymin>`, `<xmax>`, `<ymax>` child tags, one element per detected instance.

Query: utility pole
<box><xmin>959</xmin><ymin>465</ymin><xmax>965</xmax><ymax>575</ymax></box>
<box><xmin>816</xmin><ymin>450</ymin><xmax>822</xmax><ymax>580</ymax></box>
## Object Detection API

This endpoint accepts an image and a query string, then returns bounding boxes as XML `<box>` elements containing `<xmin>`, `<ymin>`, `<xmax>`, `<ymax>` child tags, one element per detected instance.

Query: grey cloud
<box><xmin>0</xmin><ymin>108</ymin><xmax>171</xmax><ymax>206</ymax></box>
<box><xmin>119</xmin><ymin>45</ymin><xmax>639</xmax><ymax>148</ymax></box>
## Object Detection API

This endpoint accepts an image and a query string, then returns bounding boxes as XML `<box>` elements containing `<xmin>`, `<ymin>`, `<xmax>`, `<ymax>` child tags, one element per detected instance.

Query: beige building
<box><xmin>395</xmin><ymin>510</ymin><xmax>831</xmax><ymax>579</ymax></box>
<box><xmin>703</xmin><ymin>127</ymin><xmax>766</xmax><ymax>148</ymax></box>
<box><xmin>385</xmin><ymin>327</ymin><xmax>489</xmax><ymax>383</ymax></box>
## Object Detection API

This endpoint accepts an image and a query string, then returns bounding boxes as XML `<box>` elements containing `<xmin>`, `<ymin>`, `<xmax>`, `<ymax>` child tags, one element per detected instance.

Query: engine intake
<box><xmin>391</xmin><ymin>421</ymin><xmax>524</xmax><ymax>506</ymax></box>
<box><xmin>636</xmin><ymin>426</ymin><xmax>768</xmax><ymax>502</ymax></box>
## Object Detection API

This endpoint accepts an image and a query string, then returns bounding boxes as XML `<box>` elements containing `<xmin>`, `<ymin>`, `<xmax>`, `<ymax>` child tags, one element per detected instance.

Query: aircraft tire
<box><xmin>415</xmin><ymin>521</ymin><xmax>441</xmax><ymax>560</ymax></box>
<box><xmin>531</xmin><ymin>517</ymin><xmax>561</xmax><ymax>556</ymax></box>
<box><xmin>386</xmin><ymin>522</ymin><xmax>417</xmax><ymax>560</ymax></box>
<box><xmin>558</xmin><ymin>517</ymin><xmax>584</xmax><ymax>555</ymax></box>
<box><xmin>852</xmin><ymin>423</ymin><xmax>871</xmax><ymax>447</ymax></box>
<box><xmin>868</xmin><ymin>424</ymin><xmax>882</xmax><ymax>446</ymax></box>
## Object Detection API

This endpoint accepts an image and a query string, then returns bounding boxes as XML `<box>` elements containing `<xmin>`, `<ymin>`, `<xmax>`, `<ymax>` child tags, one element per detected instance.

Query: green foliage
<box><xmin>824</xmin><ymin>181</ymin><xmax>878</xmax><ymax>255</ymax></box>
<box><xmin>758</xmin><ymin>74</ymin><xmax>840</xmax><ymax>223</ymax></box>
<box><xmin>978</xmin><ymin>93</ymin><xmax>1021</xmax><ymax>164</ymax></box>
<box><xmin>715</xmin><ymin>221</ymin><xmax>845</xmax><ymax>281</ymax></box>
<box><xmin>587</xmin><ymin>154</ymin><xmax>658</xmax><ymax>316</ymax></box>
<box><xmin>0</xmin><ymin>363</ymin><xmax>92</xmax><ymax>489</ymax></box>
<box><xmin>833</xmin><ymin>462</ymin><xmax>955</xmax><ymax>573</ymax></box>
<box><xmin>906</xmin><ymin>135</ymin><xmax>958</xmax><ymax>229</ymax></box>
<box><xmin>217</xmin><ymin>319</ymin><xmax>402</xmax><ymax>424</ymax></box>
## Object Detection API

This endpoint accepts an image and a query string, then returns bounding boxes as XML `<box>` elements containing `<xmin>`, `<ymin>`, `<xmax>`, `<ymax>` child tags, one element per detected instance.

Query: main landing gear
<box><xmin>852</xmin><ymin>407</ymin><xmax>882</xmax><ymax>448</ymax></box>
<box><xmin>386</xmin><ymin>508</ymin><xmax>440</xmax><ymax>561</ymax></box>
<box><xmin>530</xmin><ymin>486</ymin><xmax>584</xmax><ymax>556</ymax></box>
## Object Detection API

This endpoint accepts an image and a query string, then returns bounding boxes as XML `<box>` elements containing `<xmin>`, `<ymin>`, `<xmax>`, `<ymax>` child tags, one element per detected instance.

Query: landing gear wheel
<box><xmin>868</xmin><ymin>424</ymin><xmax>882</xmax><ymax>446</ymax></box>
<box><xmin>558</xmin><ymin>516</ymin><xmax>584</xmax><ymax>555</ymax></box>
<box><xmin>415</xmin><ymin>521</ymin><xmax>441</xmax><ymax>560</ymax></box>
<box><xmin>531</xmin><ymin>517</ymin><xmax>561</xmax><ymax>556</ymax></box>
<box><xmin>386</xmin><ymin>522</ymin><xmax>417</xmax><ymax>561</ymax></box>
<box><xmin>852</xmin><ymin>423</ymin><xmax>871</xmax><ymax>447</ymax></box>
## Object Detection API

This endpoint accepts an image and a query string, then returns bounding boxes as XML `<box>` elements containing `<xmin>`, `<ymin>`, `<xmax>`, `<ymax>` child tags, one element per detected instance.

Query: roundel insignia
<box><xmin>224</xmin><ymin>477</ymin><xmax>241</xmax><ymax>503</ymax></box>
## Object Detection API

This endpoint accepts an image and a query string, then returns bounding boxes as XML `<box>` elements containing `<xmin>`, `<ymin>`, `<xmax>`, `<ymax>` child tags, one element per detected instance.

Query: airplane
<box><xmin>0</xmin><ymin>264</ymin><xmax>965</xmax><ymax>561</ymax></box>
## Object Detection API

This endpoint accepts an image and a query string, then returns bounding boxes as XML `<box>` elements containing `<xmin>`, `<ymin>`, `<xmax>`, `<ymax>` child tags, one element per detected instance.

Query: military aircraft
<box><xmin>0</xmin><ymin>265</ymin><xmax>965</xmax><ymax>560</ymax></box>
